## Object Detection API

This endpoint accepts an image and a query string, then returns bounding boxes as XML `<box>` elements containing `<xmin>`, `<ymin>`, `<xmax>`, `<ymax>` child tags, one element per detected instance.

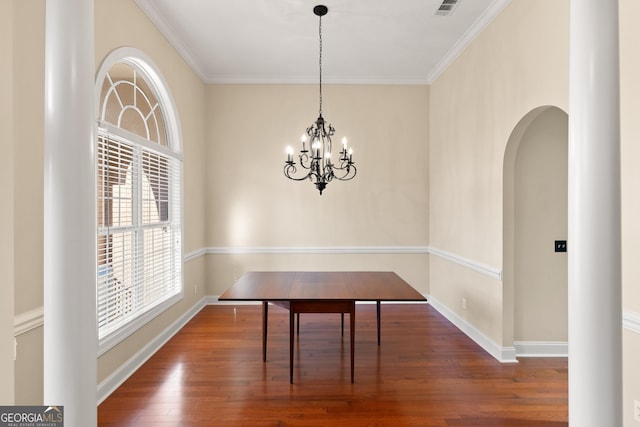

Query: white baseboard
<box><xmin>428</xmin><ymin>299</ymin><xmax>569</xmax><ymax>359</ymax></box>
<box><xmin>208</xmin><ymin>296</ymin><xmax>261</xmax><ymax>305</ymax></box>
<box><xmin>97</xmin><ymin>296</ymin><xmax>207</xmax><ymax>404</ymax></box>
<box><xmin>514</xmin><ymin>341</ymin><xmax>568</xmax><ymax>357</ymax></box>
<box><xmin>428</xmin><ymin>296</ymin><xmax>517</xmax><ymax>363</ymax></box>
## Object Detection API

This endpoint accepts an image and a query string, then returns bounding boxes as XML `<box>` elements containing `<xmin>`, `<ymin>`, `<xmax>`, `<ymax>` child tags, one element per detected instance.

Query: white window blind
<box><xmin>96</xmin><ymin>56</ymin><xmax>183</xmax><ymax>349</ymax></box>
<box><xmin>97</xmin><ymin>129</ymin><xmax>182</xmax><ymax>341</ymax></box>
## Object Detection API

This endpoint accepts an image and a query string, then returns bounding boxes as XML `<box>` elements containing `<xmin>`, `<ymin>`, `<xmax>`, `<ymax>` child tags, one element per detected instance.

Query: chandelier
<box><xmin>284</xmin><ymin>4</ymin><xmax>356</xmax><ymax>195</ymax></box>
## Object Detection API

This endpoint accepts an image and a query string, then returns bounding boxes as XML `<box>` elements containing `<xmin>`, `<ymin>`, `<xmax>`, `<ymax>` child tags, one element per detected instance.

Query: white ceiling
<box><xmin>135</xmin><ymin>0</ymin><xmax>511</xmax><ymax>85</ymax></box>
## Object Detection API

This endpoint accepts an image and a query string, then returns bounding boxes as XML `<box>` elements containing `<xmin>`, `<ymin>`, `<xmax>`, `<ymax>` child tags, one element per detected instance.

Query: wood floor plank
<box><xmin>98</xmin><ymin>304</ymin><xmax>567</xmax><ymax>426</ymax></box>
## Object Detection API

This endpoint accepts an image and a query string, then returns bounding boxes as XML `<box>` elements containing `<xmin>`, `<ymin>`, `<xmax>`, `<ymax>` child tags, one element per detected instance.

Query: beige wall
<box><xmin>205</xmin><ymin>84</ymin><xmax>430</xmax><ymax>295</ymax></box>
<box><xmin>94</xmin><ymin>0</ymin><xmax>207</xmax><ymax>385</ymax></box>
<box><xmin>429</xmin><ymin>0</ymin><xmax>569</xmax><ymax>347</ymax></box>
<box><xmin>430</xmin><ymin>0</ymin><xmax>568</xmax><ymax>269</ymax></box>
<box><xmin>431</xmin><ymin>0</ymin><xmax>640</xmax><ymax>424</ymax></box>
<box><xmin>8</xmin><ymin>0</ymin><xmax>208</xmax><ymax>402</ymax></box>
<box><xmin>208</xmin><ymin>253</ymin><xmax>428</xmax><ymax>298</ymax></box>
<box><xmin>620</xmin><ymin>0</ymin><xmax>640</xmax><ymax>425</ymax></box>
<box><xmin>623</xmin><ymin>329</ymin><xmax>640</xmax><ymax>427</ymax></box>
<box><xmin>12</xmin><ymin>0</ymin><xmax>45</xmax><ymax>404</ymax></box>
<box><xmin>13</xmin><ymin>0</ymin><xmax>44</xmax><ymax>319</ymax></box>
<box><xmin>0</xmin><ymin>0</ymin><xmax>15</xmax><ymax>405</ymax></box>
<box><xmin>620</xmin><ymin>0</ymin><xmax>640</xmax><ymax>314</ymax></box>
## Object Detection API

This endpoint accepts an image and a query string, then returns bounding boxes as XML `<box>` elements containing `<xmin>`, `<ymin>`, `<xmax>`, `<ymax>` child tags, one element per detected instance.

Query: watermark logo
<box><xmin>0</xmin><ymin>406</ymin><xmax>63</xmax><ymax>427</ymax></box>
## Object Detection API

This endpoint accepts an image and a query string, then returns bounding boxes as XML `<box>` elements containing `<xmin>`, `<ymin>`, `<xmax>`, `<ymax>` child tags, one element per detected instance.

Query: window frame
<box><xmin>95</xmin><ymin>47</ymin><xmax>184</xmax><ymax>356</ymax></box>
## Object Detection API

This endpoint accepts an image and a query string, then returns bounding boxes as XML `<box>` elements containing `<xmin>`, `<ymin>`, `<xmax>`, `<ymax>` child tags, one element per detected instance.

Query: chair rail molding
<box><xmin>428</xmin><ymin>246</ymin><xmax>502</xmax><ymax>280</ymax></box>
<box><xmin>14</xmin><ymin>307</ymin><xmax>44</xmax><ymax>337</ymax></box>
<box><xmin>203</xmin><ymin>246</ymin><xmax>430</xmax><ymax>255</ymax></box>
<box><xmin>624</xmin><ymin>309</ymin><xmax>640</xmax><ymax>334</ymax></box>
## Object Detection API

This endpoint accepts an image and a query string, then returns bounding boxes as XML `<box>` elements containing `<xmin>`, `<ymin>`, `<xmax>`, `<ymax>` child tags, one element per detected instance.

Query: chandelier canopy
<box><xmin>284</xmin><ymin>4</ymin><xmax>356</xmax><ymax>195</ymax></box>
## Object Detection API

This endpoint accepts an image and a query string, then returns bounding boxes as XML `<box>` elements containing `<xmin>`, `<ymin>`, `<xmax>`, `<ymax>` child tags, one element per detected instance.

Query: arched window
<box><xmin>96</xmin><ymin>48</ymin><xmax>183</xmax><ymax>351</ymax></box>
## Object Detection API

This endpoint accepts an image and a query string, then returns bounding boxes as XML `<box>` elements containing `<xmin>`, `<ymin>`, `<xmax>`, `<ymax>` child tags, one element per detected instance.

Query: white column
<box><xmin>568</xmin><ymin>0</ymin><xmax>621</xmax><ymax>426</ymax></box>
<box><xmin>44</xmin><ymin>0</ymin><xmax>96</xmax><ymax>425</ymax></box>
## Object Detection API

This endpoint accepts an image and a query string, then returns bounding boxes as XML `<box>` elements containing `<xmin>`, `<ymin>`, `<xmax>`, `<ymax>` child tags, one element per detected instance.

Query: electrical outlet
<box><xmin>14</xmin><ymin>338</ymin><xmax>17</xmax><ymax>361</ymax></box>
<box><xmin>194</xmin><ymin>284</ymin><xmax>198</xmax><ymax>295</ymax></box>
<box><xmin>634</xmin><ymin>399</ymin><xmax>640</xmax><ymax>422</ymax></box>
<box><xmin>462</xmin><ymin>297</ymin><xmax>467</xmax><ymax>310</ymax></box>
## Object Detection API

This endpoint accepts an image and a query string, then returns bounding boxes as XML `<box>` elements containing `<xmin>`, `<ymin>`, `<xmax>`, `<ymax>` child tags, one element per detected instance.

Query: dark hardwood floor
<box><xmin>98</xmin><ymin>304</ymin><xmax>568</xmax><ymax>426</ymax></box>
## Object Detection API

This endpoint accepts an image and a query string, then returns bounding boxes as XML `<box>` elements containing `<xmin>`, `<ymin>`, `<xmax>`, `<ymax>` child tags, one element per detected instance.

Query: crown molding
<box><xmin>134</xmin><ymin>0</ymin><xmax>208</xmax><ymax>82</ymax></box>
<box><xmin>427</xmin><ymin>0</ymin><xmax>512</xmax><ymax>83</ymax></box>
<box><xmin>135</xmin><ymin>0</ymin><xmax>508</xmax><ymax>86</ymax></box>
<box><xmin>205</xmin><ymin>76</ymin><xmax>431</xmax><ymax>86</ymax></box>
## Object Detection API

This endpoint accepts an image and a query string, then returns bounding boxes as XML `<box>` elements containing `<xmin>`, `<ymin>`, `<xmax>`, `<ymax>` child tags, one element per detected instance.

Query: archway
<box><xmin>503</xmin><ymin>106</ymin><xmax>568</xmax><ymax>356</ymax></box>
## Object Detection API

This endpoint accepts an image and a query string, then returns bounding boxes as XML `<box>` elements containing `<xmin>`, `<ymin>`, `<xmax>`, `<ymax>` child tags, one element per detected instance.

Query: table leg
<box><xmin>350</xmin><ymin>301</ymin><xmax>355</xmax><ymax>383</ymax></box>
<box><xmin>297</xmin><ymin>313</ymin><xmax>300</xmax><ymax>336</ymax></box>
<box><xmin>290</xmin><ymin>308</ymin><xmax>295</xmax><ymax>384</ymax></box>
<box><xmin>341</xmin><ymin>313</ymin><xmax>344</xmax><ymax>336</ymax></box>
<box><xmin>377</xmin><ymin>300</ymin><xmax>381</xmax><ymax>346</ymax></box>
<box><xmin>263</xmin><ymin>301</ymin><xmax>268</xmax><ymax>362</ymax></box>
<box><xmin>288</xmin><ymin>300</ymin><xmax>355</xmax><ymax>384</ymax></box>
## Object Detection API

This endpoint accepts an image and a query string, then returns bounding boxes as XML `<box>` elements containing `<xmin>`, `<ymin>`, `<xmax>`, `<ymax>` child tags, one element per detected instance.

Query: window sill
<box><xmin>97</xmin><ymin>291</ymin><xmax>183</xmax><ymax>357</ymax></box>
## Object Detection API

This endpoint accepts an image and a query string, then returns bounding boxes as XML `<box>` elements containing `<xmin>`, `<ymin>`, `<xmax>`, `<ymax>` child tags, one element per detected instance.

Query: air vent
<box><xmin>435</xmin><ymin>0</ymin><xmax>461</xmax><ymax>16</ymax></box>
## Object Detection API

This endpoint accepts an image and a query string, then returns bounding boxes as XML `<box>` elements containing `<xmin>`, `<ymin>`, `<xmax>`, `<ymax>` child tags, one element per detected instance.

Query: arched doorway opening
<box><xmin>503</xmin><ymin>106</ymin><xmax>568</xmax><ymax>356</ymax></box>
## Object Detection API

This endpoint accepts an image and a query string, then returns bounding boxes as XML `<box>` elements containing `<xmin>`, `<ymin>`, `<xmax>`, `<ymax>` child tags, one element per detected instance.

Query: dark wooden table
<box><xmin>218</xmin><ymin>271</ymin><xmax>426</xmax><ymax>383</ymax></box>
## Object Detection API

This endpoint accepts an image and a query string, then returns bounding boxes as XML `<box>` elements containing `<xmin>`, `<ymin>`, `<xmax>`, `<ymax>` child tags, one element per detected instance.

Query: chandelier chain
<box><xmin>318</xmin><ymin>13</ymin><xmax>323</xmax><ymax>117</ymax></box>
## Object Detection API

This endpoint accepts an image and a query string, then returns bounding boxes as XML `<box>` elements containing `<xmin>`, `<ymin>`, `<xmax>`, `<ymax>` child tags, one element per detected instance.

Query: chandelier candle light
<box><xmin>284</xmin><ymin>4</ymin><xmax>356</xmax><ymax>195</ymax></box>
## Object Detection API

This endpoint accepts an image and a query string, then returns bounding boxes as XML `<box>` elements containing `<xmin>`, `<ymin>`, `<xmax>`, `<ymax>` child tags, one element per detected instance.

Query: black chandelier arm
<box><xmin>331</xmin><ymin>164</ymin><xmax>357</xmax><ymax>181</ymax></box>
<box><xmin>327</xmin><ymin>124</ymin><xmax>335</xmax><ymax>137</ymax></box>
<box><xmin>297</xmin><ymin>153</ymin><xmax>314</xmax><ymax>170</ymax></box>
<box><xmin>283</xmin><ymin>163</ymin><xmax>313</xmax><ymax>181</ymax></box>
<box><xmin>332</xmin><ymin>157</ymin><xmax>356</xmax><ymax>170</ymax></box>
